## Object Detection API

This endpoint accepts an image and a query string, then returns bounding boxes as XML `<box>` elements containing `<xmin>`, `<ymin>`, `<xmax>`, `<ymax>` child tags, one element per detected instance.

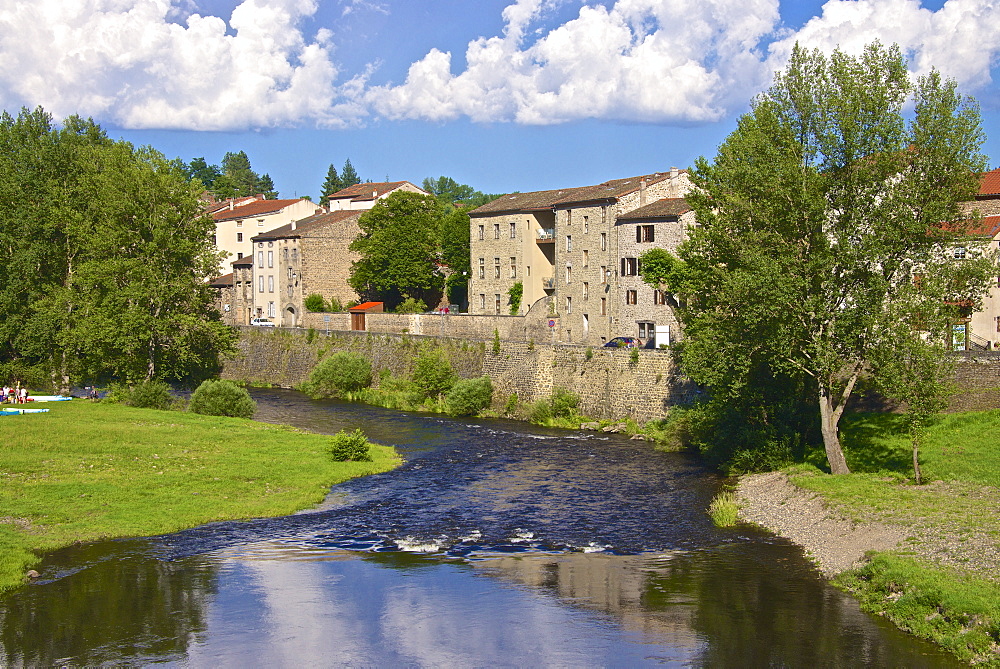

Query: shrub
<box><xmin>308</xmin><ymin>351</ymin><xmax>373</xmax><ymax>397</ymax></box>
<box><xmin>550</xmin><ymin>387</ymin><xmax>580</xmax><ymax>419</ymax></box>
<box><xmin>508</xmin><ymin>281</ymin><xmax>523</xmax><ymax>315</ymax></box>
<box><xmin>328</xmin><ymin>429</ymin><xmax>373</xmax><ymax>462</ymax></box>
<box><xmin>585</xmin><ymin>346</ymin><xmax>593</xmax><ymax>361</ymax></box>
<box><xmin>529</xmin><ymin>399</ymin><xmax>552</xmax><ymax>423</ymax></box>
<box><xmin>189</xmin><ymin>379</ymin><xmax>257</xmax><ymax>418</ymax></box>
<box><xmin>412</xmin><ymin>349</ymin><xmax>456</xmax><ymax>398</ymax></box>
<box><xmin>492</xmin><ymin>329</ymin><xmax>501</xmax><ymax>355</ymax></box>
<box><xmin>304</xmin><ymin>293</ymin><xmax>326</xmax><ymax>312</ymax></box>
<box><xmin>124</xmin><ymin>379</ymin><xmax>174</xmax><ymax>410</ymax></box>
<box><xmin>629</xmin><ymin>347</ymin><xmax>640</xmax><ymax>366</ymax></box>
<box><xmin>396</xmin><ymin>296</ymin><xmax>426</xmax><ymax>314</ymax></box>
<box><xmin>446</xmin><ymin>376</ymin><xmax>494</xmax><ymax>416</ymax></box>
<box><xmin>708</xmin><ymin>491</ymin><xmax>740</xmax><ymax>527</ymax></box>
<box><xmin>328</xmin><ymin>296</ymin><xmax>343</xmax><ymax>312</ymax></box>
<box><xmin>504</xmin><ymin>393</ymin><xmax>519</xmax><ymax>416</ymax></box>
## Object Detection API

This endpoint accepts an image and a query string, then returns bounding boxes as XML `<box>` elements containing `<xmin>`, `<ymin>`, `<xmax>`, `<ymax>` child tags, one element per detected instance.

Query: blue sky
<box><xmin>1</xmin><ymin>0</ymin><xmax>997</xmax><ymax>198</ymax></box>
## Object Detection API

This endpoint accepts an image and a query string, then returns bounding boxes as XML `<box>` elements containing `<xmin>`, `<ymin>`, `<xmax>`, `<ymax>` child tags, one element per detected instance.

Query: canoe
<box><xmin>0</xmin><ymin>408</ymin><xmax>50</xmax><ymax>415</ymax></box>
<box><xmin>25</xmin><ymin>396</ymin><xmax>72</xmax><ymax>402</ymax></box>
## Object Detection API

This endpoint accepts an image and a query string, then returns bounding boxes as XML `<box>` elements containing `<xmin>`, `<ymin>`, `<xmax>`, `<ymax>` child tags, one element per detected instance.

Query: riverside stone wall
<box><xmin>222</xmin><ymin>327</ymin><xmax>694</xmax><ymax>423</ymax></box>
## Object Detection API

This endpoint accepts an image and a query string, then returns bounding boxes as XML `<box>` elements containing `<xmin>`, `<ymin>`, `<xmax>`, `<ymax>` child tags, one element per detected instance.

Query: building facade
<box><xmin>327</xmin><ymin>181</ymin><xmax>427</xmax><ymax>211</ymax></box>
<box><xmin>468</xmin><ymin>170</ymin><xmax>692</xmax><ymax>346</ymax></box>
<box><xmin>212</xmin><ymin>198</ymin><xmax>325</xmax><ymax>274</ymax></box>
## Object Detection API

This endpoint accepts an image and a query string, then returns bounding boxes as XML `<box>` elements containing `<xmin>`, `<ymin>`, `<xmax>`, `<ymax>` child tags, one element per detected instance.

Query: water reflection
<box><xmin>0</xmin><ymin>390</ymin><xmax>963</xmax><ymax>666</ymax></box>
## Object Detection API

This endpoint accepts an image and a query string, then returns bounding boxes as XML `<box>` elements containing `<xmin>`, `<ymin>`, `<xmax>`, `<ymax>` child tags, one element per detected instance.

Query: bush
<box><xmin>189</xmin><ymin>379</ymin><xmax>257</xmax><ymax>418</ymax></box>
<box><xmin>307</xmin><ymin>351</ymin><xmax>373</xmax><ymax>397</ymax></box>
<box><xmin>446</xmin><ymin>376</ymin><xmax>494</xmax><ymax>416</ymax></box>
<box><xmin>124</xmin><ymin>379</ymin><xmax>174</xmax><ymax>410</ymax></box>
<box><xmin>396</xmin><ymin>296</ymin><xmax>426</xmax><ymax>314</ymax></box>
<box><xmin>411</xmin><ymin>349</ymin><xmax>456</xmax><ymax>398</ymax></box>
<box><xmin>304</xmin><ymin>293</ymin><xmax>326</xmax><ymax>312</ymax></box>
<box><xmin>708</xmin><ymin>491</ymin><xmax>740</xmax><ymax>527</ymax></box>
<box><xmin>328</xmin><ymin>429</ymin><xmax>373</xmax><ymax>462</ymax></box>
<box><xmin>550</xmin><ymin>387</ymin><xmax>580</xmax><ymax>419</ymax></box>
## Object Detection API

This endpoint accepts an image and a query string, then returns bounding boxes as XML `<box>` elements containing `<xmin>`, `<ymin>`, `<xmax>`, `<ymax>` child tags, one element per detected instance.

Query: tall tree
<box><xmin>320</xmin><ymin>163</ymin><xmax>342</xmax><ymax>203</ymax></box>
<box><xmin>663</xmin><ymin>43</ymin><xmax>995</xmax><ymax>474</ymax></box>
<box><xmin>349</xmin><ymin>192</ymin><xmax>443</xmax><ymax>307</ymax></box>
<box><xmin>185</xmin><ymin>157</ymin><xmax>221</xmax><ymax>190</ymax></box>
<box><xmin>340</xmin><ymin>158</ymin><xmax>360</xmax><ymax>188</ymax></box>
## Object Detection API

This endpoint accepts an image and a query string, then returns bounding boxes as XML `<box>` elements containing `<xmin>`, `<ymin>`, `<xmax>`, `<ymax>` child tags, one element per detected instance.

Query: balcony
<box><xmin>536</xmin><ymin>228</ymin><xmax>555</xmax><ymax>243</ymax></box>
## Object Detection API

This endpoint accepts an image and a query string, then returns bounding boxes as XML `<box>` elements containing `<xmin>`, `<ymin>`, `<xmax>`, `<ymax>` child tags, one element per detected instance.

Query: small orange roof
<box><xmin>349</xmin><ymin>301</ymin><xmax>384</xmax><ymax>312</ymax></box>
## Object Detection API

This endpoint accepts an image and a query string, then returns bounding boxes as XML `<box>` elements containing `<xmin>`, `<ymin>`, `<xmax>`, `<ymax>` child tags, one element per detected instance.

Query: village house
<box><xmin>211</xmin><ymin>197</ymin><xmax>325</xmax><ymax>274</ymax></box>
<box><xmin>468</xmin><ymin>170</ymin><xmax>692</xmax><ymax>346</ymax></box>
<box><xmin>327</xmin><ymin>181</ymin><xmax>427</xmax><ymax>210</ymax></box>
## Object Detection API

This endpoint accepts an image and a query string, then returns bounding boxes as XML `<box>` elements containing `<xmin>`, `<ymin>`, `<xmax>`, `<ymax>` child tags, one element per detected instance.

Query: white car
<box><xmin>250</xmin><ymin>317</ymin><xmax>276</xmax><ymax>327</ymax></box>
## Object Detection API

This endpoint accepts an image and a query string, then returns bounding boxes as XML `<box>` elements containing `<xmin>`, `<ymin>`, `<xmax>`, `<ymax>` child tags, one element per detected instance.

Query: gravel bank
<box><xmin>736</xmin><ymin>471</ymin><xmax>1000</xmax><ymax>580</ymax></box>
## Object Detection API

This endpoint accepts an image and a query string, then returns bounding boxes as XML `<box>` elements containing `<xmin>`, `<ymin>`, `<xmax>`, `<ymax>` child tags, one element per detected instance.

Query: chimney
<box><xmin>291</xmin><ymin>220</ymin><xmax>296</xmax><ymax>231</ymax></box>
<box><xmin>228</xmin><ymin>198</ymin><xmax>234</xmax><ymax>211</ymax></box>
<box><xmin>639</xmin><ymin>179</ymin><xmax>647</xmax><ymax>207</ymax></box>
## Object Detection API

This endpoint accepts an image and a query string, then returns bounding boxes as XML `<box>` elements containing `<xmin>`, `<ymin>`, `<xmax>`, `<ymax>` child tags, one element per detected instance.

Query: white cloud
<box><xmin>367</xmin><ymin>0</ymin><xmax>781</xmax><ymax>125</ymax></box>
<box><xmin>768</xmin><ymin>0</ymin><xmax>1000</xmax><ymax>93</ymax></box>
<box><xmin>0</xmin><ymin>0</ymin><xmax>357</xmax><ymax>130</ymax></box>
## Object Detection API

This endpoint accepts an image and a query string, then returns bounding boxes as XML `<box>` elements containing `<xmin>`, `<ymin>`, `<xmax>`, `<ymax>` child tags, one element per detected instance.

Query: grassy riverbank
<box><xmin>0</xmin><ymin>400</ymin><xmax>400</xmax><ymax>592</ymax></box>
<box><xmin>781</xmin><ymin>410</ymin><xmax>1000</xmax><ymax>665</ymax></box>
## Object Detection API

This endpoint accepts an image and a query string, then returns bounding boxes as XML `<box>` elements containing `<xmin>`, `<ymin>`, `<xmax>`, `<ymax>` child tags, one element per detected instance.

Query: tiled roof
<box><xmin>204</xmin><ymin>195</ymin><xmax>260</xmax><ymax>215</ymax></box>
<box><xmin>469</xmin><ymin>172</ymin><xmax>685</xmax><ymax>215</ymax></box>
<box><xmin>329</xmin><ymin>181</ymin><xmax>423</xmax><ymax>203</ymax></box>
<box><xmin>964</xmin><ymin>214</ymin><xmax>1000</xmax><ymax>237</ymax></box>
<box><xmin>209</xmin><ymin>272</ymin><xmax>233</xmax><ymax>287</ymax></box>
<box><xmin>212</xmin><ymin>198</ymin><xmax>310</xmax><ymax>222</ymax></box>
<box><xmin>979</xmin><ymin>168</ymin><xmax>1000</xmax><ymax>197</ymax></box>
<box><xmin>231</xmin><ymin>255</ymin><xmax>253</xmax><ymax>267</ymax></box>
<box><xmin>616</xmin><ymin>198</ymin><xmax>692</xmax><ymax>221</ymax></box>
<box><xmin>251</xmin><ymin>210</ymin><xmax>362</xmax><ymax>242</ymax></box>
<box><xmin>350</xmin><ymin>301</ymin><xmax>383</xmax><ymax>312</ymax></box>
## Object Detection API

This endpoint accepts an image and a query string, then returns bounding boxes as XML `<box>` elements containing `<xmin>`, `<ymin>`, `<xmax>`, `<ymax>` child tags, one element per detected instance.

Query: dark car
<box><xmin>603</xmin><ymin>336</ymin><xmax>640</xmax><ymax>349</ymax></box>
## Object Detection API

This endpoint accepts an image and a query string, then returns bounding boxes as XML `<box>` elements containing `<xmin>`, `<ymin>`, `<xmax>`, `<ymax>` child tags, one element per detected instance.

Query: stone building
<box><xmin>468</xmin><ymin>170</ymin><xmax>692</xmax><ymax>346</ymax></box>
<box><xmin>328</xmin><ymin>181</ymin><xmax>427</xmax><ymax>211</ymax></box>
<box><xmin>248</xmin><ymin>210</ymin><xmax>365</xmax><ymax>327</ymax></box>
<box><xmin>211</xmin><ymin>197</ymin><xmax>325</xmax><ymax>273</ymax></box>
<box><xmin>229</xmin><ymin>255</ymin><xmax>256</xmax><ymax>326</ymax></box>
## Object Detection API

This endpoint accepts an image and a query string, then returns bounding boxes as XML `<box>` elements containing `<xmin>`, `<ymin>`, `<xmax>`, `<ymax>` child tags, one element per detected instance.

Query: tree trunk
<box><xmin>818</xmin><ymin>385</ymin><xmax>852</xmax><ymax>474</ymax></box>
<box><xmin>912</xmin><ymin>436</ymin><xmax>922</xmax><ymax>485</ymax></box>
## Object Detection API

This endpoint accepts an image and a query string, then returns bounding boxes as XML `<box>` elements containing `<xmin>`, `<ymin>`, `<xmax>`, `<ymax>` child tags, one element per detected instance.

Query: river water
<box><xmin>0</xmin><ymin>389</ymin><xmax>959</xmax><ymax>667</ymax></box>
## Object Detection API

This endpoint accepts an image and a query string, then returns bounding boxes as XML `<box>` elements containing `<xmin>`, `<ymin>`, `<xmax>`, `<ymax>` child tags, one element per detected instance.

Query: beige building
<box><xmin>212</xmin><ymin>197</ymin><xmax>325</xmax><ymax>273</ymax></box>
<box><xmin>328</xmin><ymin>181</ymin><xmax>427</xmax><ymax>211</ymax></box>
<box><xmin>468</xmin><ymin>170</ymin><xmax>692</xmax><ymax>346</ymax></box>
<box><xmin>248</xmin><ymin>210</ymin><xmax>365</xmax><ymax>327</ymax></box>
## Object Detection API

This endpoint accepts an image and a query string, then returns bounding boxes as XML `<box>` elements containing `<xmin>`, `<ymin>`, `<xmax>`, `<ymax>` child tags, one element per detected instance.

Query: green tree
<box><xmin>667</xmin><ymin>43</ymin><xmax>995</xmax><ymax>474</ymax></box>
<box><xmin>320</xmin><ymin>163</ymin><xmax>342</xmax><ymax>202</ymax></box>
<box><xmin>440</xmin><ymin>207</ymin><xmax>471</xmax><ymax>305</ymax></box>
<box><xmin>340</xmin><ymin>158</ymin><xmax>360</xmax><ymax>187</ymax></box>
<box><xmin>185</xmin><ymin>157</ymin><xmax>221</xmax><ymax>190</ymax></box>
<box><xmin>349</xmin><ymin>192</ymin><xmax>444</xmax><ymax>307</ymax></box>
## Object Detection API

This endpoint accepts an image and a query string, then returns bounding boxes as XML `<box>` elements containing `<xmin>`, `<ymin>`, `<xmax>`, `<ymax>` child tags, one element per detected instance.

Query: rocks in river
<box><xmin>579</xmin><ymin>422</ymin><xmax>600</xmax><ymax>430</ymax></box>
<box><xmin>25</xmin><ymin>570</ymin><xmax>39</xmax><ymax>580</ymax></box>
<box><xmin>602</xmin><ymin>423</ymin><xmax>628</xmax><ymax>433</ymax></box>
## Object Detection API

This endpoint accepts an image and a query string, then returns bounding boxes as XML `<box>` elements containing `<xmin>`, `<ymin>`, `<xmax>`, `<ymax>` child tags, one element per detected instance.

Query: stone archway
<box><xmin>284</xmin><ymin>305</ymin><xmax>297</xmax><ymax>328</ymax></box>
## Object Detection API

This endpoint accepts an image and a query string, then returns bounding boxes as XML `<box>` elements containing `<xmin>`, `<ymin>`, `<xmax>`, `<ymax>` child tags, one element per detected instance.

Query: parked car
<box><xmin>603</xmin><ymin>336</ymin><xmax>640</xmax><ymax>349</ymax></box>
<box><xmin>250</xmin><ymin>317</ymin><xmax>276</xmax><ymax>327</ymax></box>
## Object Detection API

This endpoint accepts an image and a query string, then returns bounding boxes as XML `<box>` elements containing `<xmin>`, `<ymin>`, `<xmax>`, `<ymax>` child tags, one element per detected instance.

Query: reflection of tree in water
<box><xmin>0</xmin><ymin>542</ymin><xmax>216</xmax><ymax>666</ymax></box>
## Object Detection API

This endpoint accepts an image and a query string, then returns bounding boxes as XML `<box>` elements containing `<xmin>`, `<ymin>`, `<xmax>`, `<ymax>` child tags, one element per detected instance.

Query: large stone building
<box><xmin>235</xmin><ymin>210</ymin><xmax>365</xmax><ymax>327</ymax></box>
<box><xmin>468</xmin><ymin>170</ymin><xmax>692</xmax><ymax>346</ymax></box>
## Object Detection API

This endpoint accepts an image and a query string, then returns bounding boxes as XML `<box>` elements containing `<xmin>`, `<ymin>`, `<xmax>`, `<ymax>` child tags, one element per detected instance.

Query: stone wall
<box><xmin>222</xmin><ymin>327</ymin><xmax>693</xmax><ymax>423</ymax></box>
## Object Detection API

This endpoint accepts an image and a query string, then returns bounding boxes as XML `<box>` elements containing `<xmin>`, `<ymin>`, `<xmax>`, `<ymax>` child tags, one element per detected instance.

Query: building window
<box><xmin>212</xmin><ymin>234</ymin><xmax>217</xmax><ymax>246</ymax></box>
<box><xmin>566</xmin><ymin>235</ymin><xmax>572</xmax><ymax>252</ymax></box>
<box><xmin>478</xmin><ymin>257</ymin><xmax>485</xmax><ymax>279</ymax></box>
<box><xmin>510</xmin><ymin>257</ymin><xmax>517</xmax><ymax>278</ymax></box>
<box><xmin>583</xmin><ymin>215</ymin><xmax>589</xmax><ymax>233</ymax></box>
<box><xmin>583</xmin><ymin>250</ymin><xmax>588</xmax><ymax>267</ymax></box>
<box><xmin>567</xmin><ymin>210</ymin><xmax>572</xmax><ymax>226</ymax></box>
<box><xmin>638</xmin><ymin>321</ymin><xmax>654</xmax><ymax>338</ymax></box>
<box><xmin>494</xmin><ymin>223</ymin><xmax>500</xmax><ymax>239</ymax></box>
<box><xmin>600</xmin><ymin>232</ymin><xmax>607</xmax><ymax>251</ymax></box>
<box><xmin>267</xmin><ymin>251</ymin><xmax>273</xmax><ymax>268</ymax></box>
<box><xmin>268</xmin><ymin>276</ymin><xmax>274</xmax><ymax>292</ymax></box>
<box><xmin>600</xmin><ymin>266</ymin><xmax>607</xmax><ymax>285</ymax></box>
<box><xmin>565</xmin><ymin>265</ymin><xmax>572</xmax><ymax>283</ymax></box>
<box><xmin>291</xmin><ymin>248</ymin><xmax>298</xmax><ymax>262</ymax></box>
<box><xmin>283</xmin><ymin>247</ymin><xmax>288</xmax><ymax>260</ymax></box>
<box><xmin>954</xmin><ymin>246</ymin><xmax>967</xmax><ymax>259</ymax></box>
<box><xmin>583</xmin><ymin>282</ymin><xmax>589</xmax><ymax>300</ymax></box>
<box><xmin>258</xmin><ymin>276</ymin><xmax>264</xmax><ymax>293</ymax></box>
<box><xmin>637</xmin><ymin>225</ymin><xmax>655</xmax><ymax>242</ymax></box>
<box><xmin>654</xmin><ymin>290</ymin><xmax>667</xmax><ymax>305</ymax></box>
<box><xmin>258</xmin><ymin>219</ymin><xmax>265</xmax><ymax>227</ymax></box>
<box><xmin>602</xmin><ymin>205</ymin><xmax>608</xmax><ymax>225</ymax></box>
<box><xmin>257</xmin><ymin>251</ymin><xmax>264</xmax><ymax>268</ymax></box>
<box><xmin>236</xmin><ymin>220</ymin><xmax>243</xmax><ymax>227</ymax></box>
<box><xmin>601</xmin><ymin>297</ymin><xmax>607</xmax><ymax>315</ymax></box>
<box><xmin>478</xmin><ymin>225</ymin><xmax>484</xmax><ymax>240</ymax></box>
<box><xmin>268</xmin><ymin>301</ymin><xmax>275</xmax><ymax>317</ymax></box>
<box><xmin>510</xmin><ymin>222</ymin><xmax>516</xmax><ymax>239</ymax></box>
<box><xmin>566</xmin><ymin>296</ymin><xmax>572</xmax><ymax>314</ymax></box>
<box><xmin>287</xmin><ymin>285</ymin><xmax>293</xmax><ymax>297</ymax></box>
<box><xmin>494</xmin><ymin>294</ymin><xmax>501</xmax><ymax>314</ymax></box>
<box><xmin>626</xmin><ymin>290</ymin><xmax>637</xmax><ymax>305</ymax></box>
<box><xmin>480</xmin><ymin>294</ymin><xmax>486</xmax><ymax>310</ymax></box>
<box><xmin>237</xmin><ymin>252</ymin><xmax>243</xmax><ymax>259</ymax></box>
<box><xmin>494</xmin><ymin>257</ymin><xmax>501</xmax><ymax>279</ymax></box>
<box><xmin>996</xmin><ymin>315</ymin><xmax>1000</xmax><ymax>333</ymax></box>
<box><xmin>621</xmin><ymin>257</ymin><xmax>638</xmax><ymax>276</ymax></box>
<box><xmin>237</xmin><ymin>232</ymin><xmax>243</xmax><ymax>242</ymax></box>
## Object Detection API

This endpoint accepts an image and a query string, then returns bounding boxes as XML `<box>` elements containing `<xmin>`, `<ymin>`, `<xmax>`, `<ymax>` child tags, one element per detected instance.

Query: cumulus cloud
<box><xmin>0</xmin><ymin>0</ymin><xmax>356</xmax><ymax>130</ymax></box>
<box><xmin>768</xmin><ymin>0</ymin><xmax>1000</xmax><ymax>92</ymax></box>
<box><xmin>366</xmin><ymin>0</ymin><xmax>781</xmax><ymax>125</ymax></box>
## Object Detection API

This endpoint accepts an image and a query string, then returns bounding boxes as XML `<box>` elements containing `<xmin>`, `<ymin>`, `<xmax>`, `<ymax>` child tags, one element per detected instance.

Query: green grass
<box><xmin>0</xmin><ymin>400</ymin><xmax>400</xmax><ymax>592</ymax></box>
<box><xmin>836</xmin><ymin>554</ymin><xmax>1000</xmax><ymax>666</ymax></box>
<box><xmin>707</xmin><ymin>491</ymin><xmax>740</xmax><ymax>527</ymax></box>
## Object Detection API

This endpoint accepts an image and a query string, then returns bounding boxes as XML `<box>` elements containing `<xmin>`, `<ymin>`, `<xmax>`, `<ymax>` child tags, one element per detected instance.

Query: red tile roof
<box><xmin>212</xmin><ymin>198</ymin><xmax>312</xmax><ymax>221</ymax></box>
<box><xmin>349</xmin><ymin>301</ymin><xmax>384</xmax><ymax>312</ymax></box>
<box><xmin>979</xmin><ymin>168</ymin><xmax>1000</xmax><ymax>197</ymax></box>
<box><xmin>329</xmin><ymin>181</ymin><xmax>423</xmax><ymax>203</ymax></box>
<box><xmin>964</xmin><ymin>214</ymin><xmax>1000</xmax><ymax>237</ymax></box>
<box><xmin>209</xmin><ymin>272</ymin><xmax>234</xmax><ymax>287</ymax></box>
<box><xmin>616</xmin><ymin>197</ymin><xmax>692</xmax><ymax>221</ymax></box>
<box><xmin>204</xmin><ymin>195</ymin><xmax>260</xmax><ymax>215</ymax></box>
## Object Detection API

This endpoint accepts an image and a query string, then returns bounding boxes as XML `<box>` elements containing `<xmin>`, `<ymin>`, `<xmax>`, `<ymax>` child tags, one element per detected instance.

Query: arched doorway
<box><xmin>284</xmin><ymin>305</ymin><xmax>297</xmax><ymax>328</ymax></box>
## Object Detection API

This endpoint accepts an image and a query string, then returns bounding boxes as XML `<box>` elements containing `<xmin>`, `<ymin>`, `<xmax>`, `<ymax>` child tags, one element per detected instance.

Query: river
<box><xmin>0</xmin><ymin>389</ymin><xmax>959</xmax><ymax>666</ymax></box>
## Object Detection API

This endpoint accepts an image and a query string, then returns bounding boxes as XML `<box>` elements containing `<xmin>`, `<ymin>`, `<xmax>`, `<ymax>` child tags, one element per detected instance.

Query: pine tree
<box><xmin>340</xmin><ymin>158</ymin><xmax>360</xmax><ymax>187</ymax></box>
<box><xmin>320</xmin><ymin>163</ymin><xmax>342</xmax><ymax>203</ymax></box>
